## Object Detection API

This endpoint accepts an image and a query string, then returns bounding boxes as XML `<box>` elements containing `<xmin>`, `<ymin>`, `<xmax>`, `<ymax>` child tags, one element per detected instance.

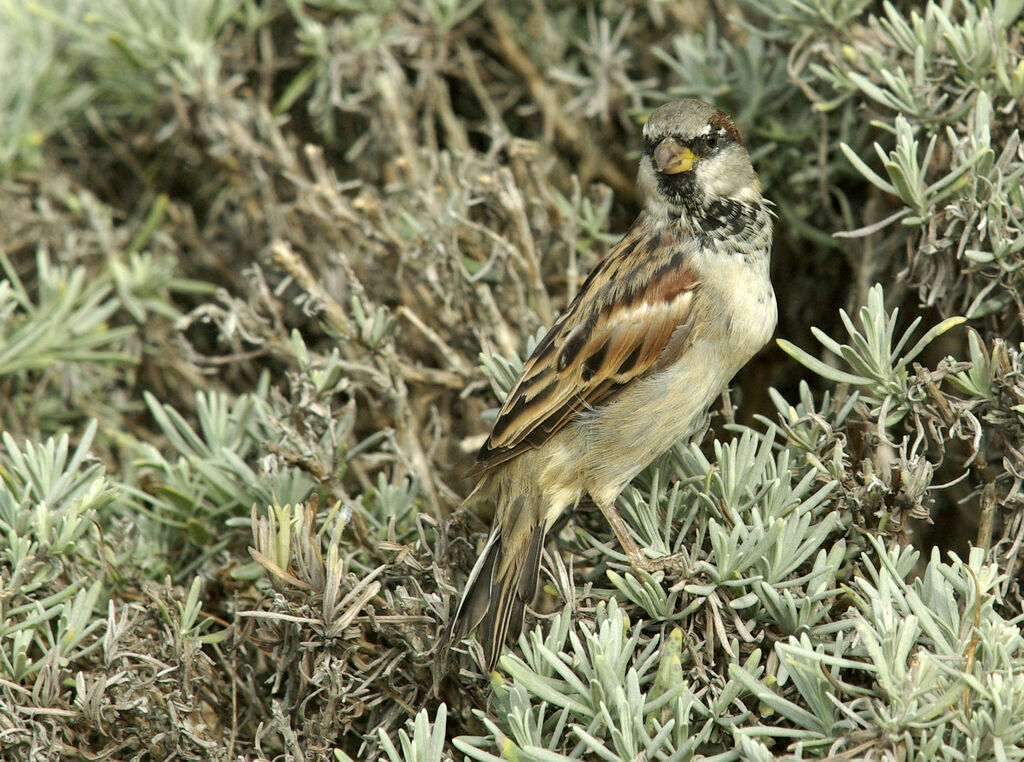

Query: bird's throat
<box><xmin>654</xmin><ymin>176</ymin><xmax>765</xmax><ymax>241</ymax></box>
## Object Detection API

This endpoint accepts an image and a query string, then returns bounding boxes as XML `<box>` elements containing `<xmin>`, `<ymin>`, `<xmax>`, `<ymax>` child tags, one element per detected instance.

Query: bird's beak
<box><xmin>654</xmin><ymin>137</ymin><xmax>695</xmax><ymax>174</ymax></box>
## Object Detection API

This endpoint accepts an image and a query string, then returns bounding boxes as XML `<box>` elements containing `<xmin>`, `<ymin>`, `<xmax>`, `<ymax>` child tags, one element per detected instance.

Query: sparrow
<box><xmin>444</xmin><ymin>99</ymin><xmax>776</xmax><ymax>672</ymax></box>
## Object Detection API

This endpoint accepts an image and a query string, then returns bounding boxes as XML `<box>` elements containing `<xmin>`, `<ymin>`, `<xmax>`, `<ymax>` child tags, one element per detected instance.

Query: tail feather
<box><xmin>518</xmin><ymin>520</ymin><xmax>546</xmax><ymax>601</ymax></box>
<box><xmin>444</xmin><ymin>522</ymin><xmax>546</xmax><ymax>671</ymax></box>
<box><xmin>442</xmin><ymin>528</ymin><xmax>500</xmax><ymax>646</ymax></box>
<box><xmin>479</xmin><ymin>560</ymin><xmax>520</xmax><ymax>671</ymax></box>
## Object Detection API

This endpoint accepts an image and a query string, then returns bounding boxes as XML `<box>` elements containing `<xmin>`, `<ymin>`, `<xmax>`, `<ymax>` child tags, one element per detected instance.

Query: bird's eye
<box><xmin>702</xmin><ymin>133</ymin><xmax>720</xmax><ymax>152</ymax></box>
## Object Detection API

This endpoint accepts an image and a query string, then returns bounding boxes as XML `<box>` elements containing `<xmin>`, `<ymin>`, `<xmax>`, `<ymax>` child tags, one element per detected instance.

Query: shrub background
<box><xmin>1</xmin><ymin>0</ymin><xmax>1023</xmax><ymax>759</ymax></box>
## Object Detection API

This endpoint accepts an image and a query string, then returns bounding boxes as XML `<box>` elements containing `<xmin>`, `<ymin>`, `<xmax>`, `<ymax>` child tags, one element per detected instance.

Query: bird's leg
<box><xmin>596</xmin><ymin>500</ymin><xmax>687</xmax><ymax>572</ymax></box>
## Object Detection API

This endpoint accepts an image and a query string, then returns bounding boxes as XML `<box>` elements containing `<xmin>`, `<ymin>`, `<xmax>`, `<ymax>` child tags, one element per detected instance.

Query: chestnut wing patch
<box><xmin>473</xmin><ymin>228</ymin><xmax>698</xmax><ymax>473</ymax></box>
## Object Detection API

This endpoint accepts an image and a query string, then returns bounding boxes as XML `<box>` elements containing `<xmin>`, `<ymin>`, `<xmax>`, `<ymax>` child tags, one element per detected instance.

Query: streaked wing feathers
<box><xmin>473</xmin><ymin>218</ymin><xmax>699</xmax><ymax>472</ymax></box>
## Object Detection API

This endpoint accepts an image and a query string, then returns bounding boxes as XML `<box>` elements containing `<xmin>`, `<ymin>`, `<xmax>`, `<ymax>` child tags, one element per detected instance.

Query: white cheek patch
<box><xmin>696</xmin><ymin>159</ymin><xmax>728</xmax><ymax>196</ymax></box>
<box><xmin>698</xmin><ymin>151</ymin><xmax>756</xmax><ymax>199</ymax></box>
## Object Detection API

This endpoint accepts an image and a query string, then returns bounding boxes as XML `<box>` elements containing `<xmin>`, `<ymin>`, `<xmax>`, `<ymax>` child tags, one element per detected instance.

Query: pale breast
<box><xmin>705</xmin><ymin>253</ymin><xmax>777</xmax><ymax>363</ymax></box>
<box><xmin>580</xmin><ymin>251</ymin><xmax>775</xmax><ymax>505</ymax></box>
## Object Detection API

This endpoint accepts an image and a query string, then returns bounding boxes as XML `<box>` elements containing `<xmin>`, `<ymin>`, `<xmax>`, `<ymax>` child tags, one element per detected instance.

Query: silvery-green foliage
<box><xmin>39</xmin><ymin>0</ymin><xmax>242</xmax><ymax>114</ymax></box>
<box><xmin>600</xmin><ymin>428</ymin><xmax>844</xmax><ymax>645</ymax></box>
<box><xmin>131</xmin><ymin>387</ymin><xmax>312</xmax><ymax>556</ymax></box>
<box><xmin>948</xmin><ymin>328</ymin><xmax>999</xmax><ymax>402</ymax></box>
<box><xmin>0</xmin><ymin>421</ymin><xmax>108</xmax><ymax>680</ymax></box>
<box><xmin>550</xmin><ymin>9</ymin><xmax>656</xmax><ymax>123</ymax></box>
<box><xmin>0</xmin><ymin>250</ymin><xmax>134</xmax><ymax>377</ymax></box>
<box><xmin>373</xmin><ymin>704</ymin><xmax>452</xmax><ymax>762</ymax></box>
<box><xmin>733</xmin><ymin>537</ymin><xmax>1024</xmax><ymax>758</ymax></box>
<box><xmin>840</xmin><ymin>104</ymin><xmax>995</xmax><ymax>225</ymax></box>
<box><xmin>0</xmin><ymin>0</ymin><xmax>93</xmax><ymax>169</ymax></box>
<box><xmin>456</xmin><ymin>600</ymin><xmax>713</xmax><ymax>762</ymax></box>
<box><xmin>760</xmin><ymin>381</ymin><xmax>859</xmax><ymax>475</ymax></box>
<box><xmin>814</xmin><ymin>0</ymin><xmax>1024</xmax><ymax>314</ymax></box>
<box><xmin>456</xmin><ymin>532</ymin><xmax>1024</xmax><ymax>760</ymax></box>
<box><xmin>739</xmin><ymin>0</ymin><xmax>873</xmax><ymax>37</ymax></box>
<box><xmin>779</xmin><ymin>283</ymin><xmax>964</xmax><ymax>425</ymax></box>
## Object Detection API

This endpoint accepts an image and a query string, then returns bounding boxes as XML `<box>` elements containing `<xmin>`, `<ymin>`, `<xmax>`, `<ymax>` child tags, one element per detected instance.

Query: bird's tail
<box><xmin>443</xmin><ymin>513</ymin><xmax>546</xmax><ymax>672</ymax></box>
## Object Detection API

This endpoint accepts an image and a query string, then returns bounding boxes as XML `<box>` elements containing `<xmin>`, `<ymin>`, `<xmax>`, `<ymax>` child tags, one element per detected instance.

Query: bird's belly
<box><xmin>578</xmin><ymin>338</ymin><xmax>731</xmax><ymax>505</ymax></box>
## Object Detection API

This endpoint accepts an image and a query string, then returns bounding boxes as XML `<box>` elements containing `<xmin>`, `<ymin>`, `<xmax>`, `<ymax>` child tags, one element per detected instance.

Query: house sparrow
<box><xmin>444</xmin><ymin>99</ymin><xmax>776</xmax><ymax>672</ymax></box>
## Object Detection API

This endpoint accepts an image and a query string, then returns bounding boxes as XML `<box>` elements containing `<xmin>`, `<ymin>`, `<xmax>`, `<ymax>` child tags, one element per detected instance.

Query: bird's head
<box><xmin>637</xmin><ymin>100</ymin><xmax>762</xmax><ymax>221</ymax></box>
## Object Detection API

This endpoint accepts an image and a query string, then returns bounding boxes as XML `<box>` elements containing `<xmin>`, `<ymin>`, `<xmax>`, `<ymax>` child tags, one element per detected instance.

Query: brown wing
<box><xmin>472</xmin><ymin>216</ymin><xmax>700</xmax><ymax>473</ymax></box>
